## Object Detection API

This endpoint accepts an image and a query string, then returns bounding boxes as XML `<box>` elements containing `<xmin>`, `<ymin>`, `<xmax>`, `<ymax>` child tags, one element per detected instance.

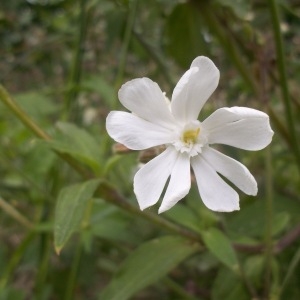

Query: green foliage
<box><xmin>99</xmin><ymin>236</ymin><xmax>199</xmax><ymax>300</ymax></box>
<box><xmin>54</xmin><ymin>178</ymin><xmax>101</xmax><ymax>254</ymax></box>
<box><xmin>1</xmin><ymin>0</ymin><xmax>300</xmax><ymax>299</ymax></box>
<box><xmin>202</xmin><ymin>228</ymin><xmax>239</xmax><ymax>273</ymax></box>
<box><xmin>215</xmin><ymin>0</ymin><xmax>251</xmax><ymax>19</ymax></box>
<box><xmin>165</xmin><ymin>3</ymin><xmax>207</xmax><ymax>68</ymax></box>
<box><xmin>48</xmin><ymin>122</ymin><xmax>103</xmax><ymax>173</ymax></box>
<box><xmin>212</xmin><ymin>267</ymin><xmax>249</xmax><ymax>300</ymax></box>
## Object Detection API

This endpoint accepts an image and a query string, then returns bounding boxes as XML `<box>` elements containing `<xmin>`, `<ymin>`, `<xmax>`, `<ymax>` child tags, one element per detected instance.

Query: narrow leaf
<box><xmin>202</xmin><ymin>228</ymin><xmax>239</xmax><ymax>273</ymax></box>
<box><xmin>54</xmin><ymin>179</ymin><xmax>101</xmax><ymax>254</ymax></box>
<box><xmin>99</xmin><ymin>236</ymin><xmax>199</xmax><ymax>300</ymax></box>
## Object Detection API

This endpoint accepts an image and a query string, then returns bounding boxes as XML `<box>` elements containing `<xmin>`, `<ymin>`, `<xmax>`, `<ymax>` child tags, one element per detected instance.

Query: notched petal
<box><xmin>134</xmin><ymin>147</ymin><xmax>178</xmax><ymax>210</ymax></box>
<box><xmin>118</xmin><ymin>77</ymin><xmax>176</xmax><ymax>129</ymax></box>
<box><xmin>202</xmin><ymin>147</ymin><xmax>258</xmax><ymax>196</ymax></box>
<box><xmin>158</xmin><ymin>153</ymin><xmax>191</xmax><ymax>213</ymax></box>
<box><xmin>192</xmin><ymin>155</ymin><xmax>240</xmax><ymax>212</ymax></box>
<box><xmin>171</xmin><ymin>56</ymin><xmax>220</xmax><ymax>123</ymax></box>
<box><xmin>203</xmin><ymin>107</ymin><xmax>274</xmax><ymax>150</ymax></box>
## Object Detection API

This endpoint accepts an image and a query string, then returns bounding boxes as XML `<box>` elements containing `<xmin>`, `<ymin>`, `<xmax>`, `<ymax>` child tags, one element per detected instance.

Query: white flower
<box><xmin>106</xmin><ymin>56</ymin><xmax>274</xmax><ymax>213</ymax></box>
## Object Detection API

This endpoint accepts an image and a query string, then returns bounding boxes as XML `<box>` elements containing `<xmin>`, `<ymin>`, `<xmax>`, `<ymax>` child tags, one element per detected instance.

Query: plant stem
<box><xmin>279</xmin><ymin>245</ymin><xmax>300</xmax><ymax>297</ymax></box>
<box><xmin>0</xmin><ymin>197</ymin><xmax>33</xmax><ymax>229</ymax></box>
<box><xmin>64</xmin><ymin>240</ymin><xmax>83</xmax><ymax>300</ymax></box>
<box><xmin>0</xmin><ymin>85</ymin><xmax>51</xmax><ymax>141</ymax></box>
<box><xmin>192</xmin><ymin>1</ymin><xmax>258</xmax><ymax>94</ymax></box>
<box><xmin>268</xmin><ymin>0</ymin><xmax>300</xmax><ymax>173</ymax></box>
<box><xmin>264</xmin><ymin>145</ymin><xmax>274</xmax><ymax>298</ymax></box>
<box><xmin>0</xmin><ymin>84</ymin><xmax>203</xmax><ymax>245</ymax></box>
<box><xmin>163</xmin><ymin>277</ymin><xmax>200</xmax><ymax>300</ymax></box>
<box><xmin>98</xmin><ymin>182</ymin><xmax>203</xmax><ymax>244</ymax></box>
<box><xmin>0</xmin><ymin>85</ymin><xmax>91</xmax><ymax>177</ymax></box>
<box><xmin>63</xmin><ymin>0</ymin><xmax>88</xmax><ymax>121</ymax></box>
<box><xmin>0</xmin><ymin>232</ymin><xmax>35</xmax><ymax>288</ymax></box>
<box><xmin>35</xmin><ymin>232</ymin><xmax>52</xmax><ymax>298</ymax></box>
<box><xmin>114</xmin><ymin>0</ymin><xmax>138</xmax><ymax>97</ymax></box>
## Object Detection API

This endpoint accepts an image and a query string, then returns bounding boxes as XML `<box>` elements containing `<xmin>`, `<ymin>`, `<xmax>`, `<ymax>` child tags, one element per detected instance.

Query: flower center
<box><xmin>182</xmin><ymin>128</ymin><xmax>200</xmax><ymax>145</ymax></box>
<box><xmin>172</xmin><ymin>120</ymin><xmax>207</xmax><ymax>157</ymax></box>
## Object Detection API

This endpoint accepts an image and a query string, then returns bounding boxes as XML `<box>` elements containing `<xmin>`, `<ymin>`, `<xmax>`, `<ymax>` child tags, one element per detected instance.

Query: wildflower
<box><xmin>106</xmin><ymin>56</ymin><xmax>273</xmax><ymax>213</ymax></box>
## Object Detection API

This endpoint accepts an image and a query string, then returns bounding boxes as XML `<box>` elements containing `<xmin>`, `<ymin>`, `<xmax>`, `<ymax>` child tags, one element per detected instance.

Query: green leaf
<box><xmin>54</xmin><ymin>179</ymin><xmax>101</xmax><ymax>254</ymax></box>
<box><xmin>212</xmin><ymin>267</ymin><xmax>248</xmax><ymax>300</ymax></box>
<box><xmin>47</xmin><ymin>122</ymin><xmax>102</xmax><ymax>173</ymax></box>
<box><xmin>14</xmin><ymin>91</ymin><xmax>59</xmax><ymax>119</ymax></box>
<box><xmin>99</xmin><ymin>236</ymin><xmax>199</xmax><ymax>300</ymax></box>
<box><xmin>202</xmin><ymin>228</ymin><xmax>239</xmax><ymax>273</ymax></box>
<box><xmin>244</xmin><ymin>255</ymin><xmax>265</xmax><ymax>288</ymax></box>
<box><xmin>90</xmin><ymin>199</ymin><xmax>133</xmax><ymax>242</ymax></box>
<box><xmin>165</xmin><ymin>3</ymin><xmax>207</xmax><ymax>68</ymax></box>
<box><xmin>164</xmin><ymin>204</ymin><xmax>202</xmax><ymax>234</ymax></box>
<box><xmin>227</xmin><ymin>199</ymin><xmax>293</xmax><ymax>238</ymax></box>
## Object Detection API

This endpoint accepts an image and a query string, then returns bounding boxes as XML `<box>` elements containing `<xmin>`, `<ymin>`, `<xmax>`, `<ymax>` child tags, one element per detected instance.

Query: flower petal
<box><xmin>134</xmin><ymin>147</ymin><xmax>178</xmax><ymax>210</ymax></box>
<box><xmin>191</xmin><ymin>155</ymin><xmax>239</xmax><ymax>212</ymax></box>
<box><xmin>106</xmin><ymin>111</ymin><xmax>175</xmax><ymax>150</ymax></box>
<box><xmin>158</xmin><ymin>153</ymin><xmax>191</xmax><ymax>214</ymax></box>
<box><xmin>202</xmin><ymin>147</ymin><xmax>257</xmax><ymax>195</ymax></box>
<box><xmin>202</xmin><ymin>107</ymin><xmax>274</xmax><ymax>150</ymax></box>
<box><xmin>171</xmin><ymin>56</ymin><xmax>220</xmax><ymax>123</ymax></box>
<box><xmin>118</xmin><ymin>77</ymin><xmax>176</xmax><ymax>129</ymax></box>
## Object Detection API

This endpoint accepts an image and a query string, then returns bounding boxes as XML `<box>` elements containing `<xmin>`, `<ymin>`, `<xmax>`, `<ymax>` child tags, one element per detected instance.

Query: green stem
<box><xmin>163</xmin><ymin>277</ymin><xmax>199</xmax><ymax>300</ymax></box>
<box><xmin>0</xmin><ymin>85</ymin><xmax>91</xmax><ymax>177</ymax></box>
<box><xmin>0</xmin><ymin>197</ymin><xmax>33</xmax><ymax>229</ymax></box>
<box><xmin>98</xmin><ymin>182</ymin><xmax>203</xmax><ymax>244</ymax></box>
<box><xmin>64</xmin><ymin>240</ymin><xmax>83</xmax><ymax>300</ymax></box>
<box><xmin>35</xmin><ymin>232</ymin><xmax>51</xmax><ymax>298</ymax></box>
<box><xmin>192</xmin><ymin>1</ymin><xmax>258</xmax><ymax>94</ymax></box>
<box><xmin>0</xmin><ymin>85</ymin><xmax>51</xmax><ymax>141</ymax></box>
<box><xmin>64</xmin><ymin>0</ymin><xmax>88</xmax><ymax>121</ymax></box>
<box><xmin>114</xmin><ymin>0</ymin><xmax>138</xmax><ymax>96</ymax></box>
<box><xmin>279</xmin><ymin>245</ymin><xmax>300</xmax><ymax>297</ymax></box>
<box><xmin>0</xmin><ymin>232</ymin><xmax>35</xmax><ymax>288</ymax></box>
<box><xmin>268</xmin><ymin>0</ymin><xmax>300</xmax><ymax>173</ymax></box>
<box><xmin>0</xmin><ymin>84</ymin><xmax>203</xmax><ymax>246</ymax></box>
<box><xmin>264</xmin><ymin>145</ymin><xmax>274</xmax><ymax>298</ymax></box>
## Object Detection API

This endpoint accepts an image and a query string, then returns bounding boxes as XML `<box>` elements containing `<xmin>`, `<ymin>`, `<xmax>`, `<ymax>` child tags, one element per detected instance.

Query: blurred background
<box><xmin>0</xmin><ymin>0</ymin><xmax>300</xmax><ymax>299</ymax></box>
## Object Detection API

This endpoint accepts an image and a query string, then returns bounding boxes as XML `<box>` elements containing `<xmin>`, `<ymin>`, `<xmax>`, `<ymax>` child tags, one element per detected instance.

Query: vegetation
<box><xmin>0</xmin><ymin>0</ymin><xmax>300</xmax><ymax>299</ymax></box>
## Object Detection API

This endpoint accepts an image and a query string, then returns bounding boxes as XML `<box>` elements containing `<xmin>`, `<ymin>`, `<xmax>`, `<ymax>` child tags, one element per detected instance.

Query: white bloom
<box><xmin>106</xmin><ymin>56</ymin><xmax>274</xmax><ymax>213</ymax></box>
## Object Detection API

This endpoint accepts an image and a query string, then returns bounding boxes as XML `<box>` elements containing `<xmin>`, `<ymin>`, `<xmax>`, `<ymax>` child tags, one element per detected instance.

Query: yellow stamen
<box><xmin>182</xmin><ymin>128</ymin><xmax>200</xmax><ymax>144</ymax></box>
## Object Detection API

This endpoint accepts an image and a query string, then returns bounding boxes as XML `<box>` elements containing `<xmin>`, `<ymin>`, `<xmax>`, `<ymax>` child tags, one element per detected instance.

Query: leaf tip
<box><xmin>55</xmin><ymin>245</ymin><xmax>62</xmax><ymax>256</ymax></box>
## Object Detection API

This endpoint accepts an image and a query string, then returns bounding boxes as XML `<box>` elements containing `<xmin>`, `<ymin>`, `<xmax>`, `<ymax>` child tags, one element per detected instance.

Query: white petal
<box><xmin>202</xmin><ymin>107</ymin><xmax>274</xmax><ymax>150</ymax></box>
<box><xmin>202</xmin><ymin>147</ymin><xmax>257</xmax><ymax>195</ymax></box>
<box><xmin>118</xmin><ymin>78</ymin><xmax>176</xmax><ymax>129</ymax></box>
<box><xmin>106</xmin><ymin>111</ymin><xmax>175</xmax><ymax>150</ymax></box>
<box><xmin>158</xmin><ymin>153</ymin><xmax>191</xmax><ymax>214</ymax></box>
<box><xmin>171</xmin><ymin>56</ymin><xmax>220</xmax><ymax>123</ymax></box>
<box><xmin>134</xmin><ymin>147</ymin><xmax>178</xmax><ymax>210</ymax></box>
<box><xmin>191</xmin><ymin>155</ymin><xmax>240</xmax><ymax>212</ymax></box>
